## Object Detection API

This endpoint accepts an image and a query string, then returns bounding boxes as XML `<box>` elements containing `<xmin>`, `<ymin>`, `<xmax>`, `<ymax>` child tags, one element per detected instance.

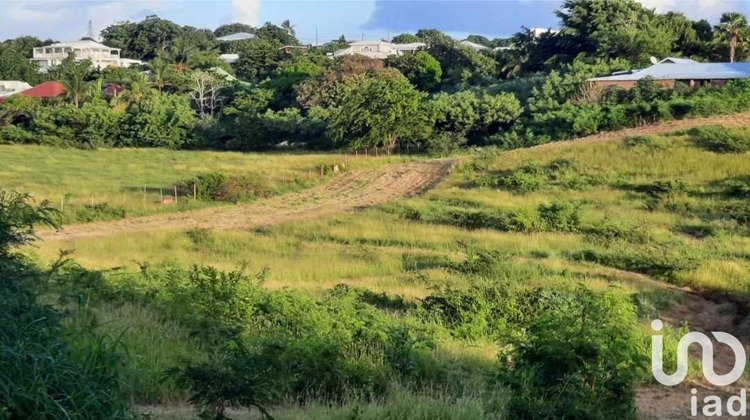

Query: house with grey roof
<box><xmin>588</xmin><ymin>58</ymin><xmax>750</xmax><ymax>89</ymax></box>
<box><xmin>217</xmin><ymin>32</ymin><xmax>255</xmax><ymax>42</ymax></box>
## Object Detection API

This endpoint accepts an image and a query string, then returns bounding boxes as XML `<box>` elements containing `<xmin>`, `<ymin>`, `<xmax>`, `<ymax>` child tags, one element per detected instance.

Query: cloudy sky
<box><xmin>3</xmin><ymin>0</ymin><xmax>750</xmax><ymax>43</ymax></box>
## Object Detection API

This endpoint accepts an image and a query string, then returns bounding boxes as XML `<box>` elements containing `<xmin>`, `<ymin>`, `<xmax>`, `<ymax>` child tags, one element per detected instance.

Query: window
<box><xmin>361</xmin><ymin>46</ymin><xmax>372</xmax><ymax>52</ymax></box>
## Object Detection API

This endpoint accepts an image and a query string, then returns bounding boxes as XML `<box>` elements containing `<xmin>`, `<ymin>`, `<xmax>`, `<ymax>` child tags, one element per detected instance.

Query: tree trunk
<box><xmin>730</xmin><ymin>36</ymin><xmax>737</xmax><ymax>63</ymax></box>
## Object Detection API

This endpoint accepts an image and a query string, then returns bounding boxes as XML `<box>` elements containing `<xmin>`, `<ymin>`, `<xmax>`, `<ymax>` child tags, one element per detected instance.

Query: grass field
<box><xmin>31</xmin><ymin>129</ymin><xmax>749</xmax><ymax>295</ymax></box>
<box><xmin>0</xmin><ymin>145</ymin><xmax>415</xmax><ymax>220</ymax></box>
<box><xmin>9</xmin><ymin>126</ymin><xmax>750</xmax><ymax>418</ymax></box>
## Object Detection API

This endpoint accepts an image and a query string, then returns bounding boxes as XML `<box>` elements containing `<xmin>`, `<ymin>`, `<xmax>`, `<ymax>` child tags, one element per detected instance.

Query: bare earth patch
<box><xmin>40</xmin><ymin>160</ymin><xmax>454</xmax><ymax>241</ymax></box>
<box><xmin>637</xmin><ymin>290</ymin><xmax>750</xmax><ymax>419</ymax></box>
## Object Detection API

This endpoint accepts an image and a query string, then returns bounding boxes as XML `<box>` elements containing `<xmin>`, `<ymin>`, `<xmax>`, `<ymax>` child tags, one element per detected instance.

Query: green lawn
<box><xmin>0</xmin><ymin>145</ymin><xmax>413</xmax><ymax>219</ymax></box>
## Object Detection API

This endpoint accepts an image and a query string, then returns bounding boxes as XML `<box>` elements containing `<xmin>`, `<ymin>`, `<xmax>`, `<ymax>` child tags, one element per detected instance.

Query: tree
<box><xmin>387</xmin><ymin>51</ymin><xmax>442</xmax><ymax>92</ymax></box>
<box><xmin>391</xmin><ymin>33</ymin><xmax>420</xmax><ymax>44</ymax></box>
<box><xmin>281</xmin><ymin>20</ymin><xmax>296</xmax><ymax>37</ymax></box>
<box><xmin>255</xmin><ymin>22</ymin><xmax>299</xmax><ymax>46</ymax></box>
<box><xmin>149</xmin><ymin>57</ymin><xmax>173</xmax><ymax>92</ymax></box>
<box><xmin>102</xmin><ymin>15</ymin><xmax>183</xmax><ymax>60</ymax></box>
<box><xmin>235</xmin><ymin>39</ymin><xmax>280</xmax><ymax>83</ymax></box>
<box><xmin>214</xmin><ymin>23</ymin><xmax>255</xmax><ymax>38</ymax></box>
<box><xmin>56</xmin><ymin>55</ymin><xmax>94</xmax><ymax>107</ymax></box>
<box><xmin>0</xmin><ymin>46</ymin><xmax>39</xmax><ymax>84</ymax></box>
<box><xmin>327</xmin><ymin>68</ymin><xmax>425</xmax><ymax>150</ymax></box>
<box><xmin>296</xmin><ymin>55</ymin><xmax>383</xmax><ymax>108</ymax></box>
<box><xmin>716</xmin><ymin>12</ymin><xmax>748</xmax><ymax>62</ymax></box>
<box><xmin>120</xmin><ymin>93</ymin><xmax>196</xmax><ymax>148</ymax></box>
<box><xmin>167</xmin><ymin>36</ymin><xmax>198</xmax><ymax>73</ymax></box>
<box><xmin>2</xmin><ymin>36</ymin><xmax>43</xmax><ymax>58</ymax></box>
<box><xmin>190</xmin><ymin>71</ymin><xmax>226</xmax><ymax>118</ymax></box>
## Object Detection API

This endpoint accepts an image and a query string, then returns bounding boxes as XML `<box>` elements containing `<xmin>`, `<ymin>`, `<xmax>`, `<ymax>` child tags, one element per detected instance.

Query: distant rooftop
<box><xmin>45</xmin><ymin>40</ymin><xmax>119</xmax><ymax>50</ymax></box>
<box><xmin>459</xmin><ymin>40</ymin><xmax>488</xmax><ymax>51</ymax></box>
<box><xmin>589</xmin><ymin>61</ymin><xmax>750</xmax><ymax>82</ymax></box>
<box><xmin>217</xmin><ymin>32</ymin><xmax>255</xmax><ymax>42</ymax></box>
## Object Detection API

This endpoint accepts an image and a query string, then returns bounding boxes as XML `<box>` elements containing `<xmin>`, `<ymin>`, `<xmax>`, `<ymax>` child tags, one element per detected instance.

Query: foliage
<box><xmin>327</xmin><ymin>69</ymin><xmax>425</xmax><ymax>150</ymax></box>
<box><xmin>182</xmin><ymin>172</ymin><xmax>270</xmax><ymax>202</ymax></box>
<box><xmin>502</xmin><ymin>287</ymin><xmax>646</xmax><ymax>419</ymax></box>
<box><xmin>688</xmin><ymin>125</ymin><xmax>750</xmax><ymax>153</ymax></box>
<box><xmin>0</xmin><ymin>189</ymin><xmax>131</xmax><ymax>419</ymax></box>
<box><xmin>234</xmin><ymin>39</ymin><xmax>280</xmax><ymax>83</ymax></box>
<box><xmin>387</xmin><ymin>51</ymin><xmax>442</xmax><ymax>92</ymax></box>
<box><xmin>120</xmin><ymin>93</ymin><xmax>197</xmax><ymax>148</ymax></box>
<box><xmin>0</xmin><ymin>45</ymin><xmax>40</xmax><ymax>84</ymax></box>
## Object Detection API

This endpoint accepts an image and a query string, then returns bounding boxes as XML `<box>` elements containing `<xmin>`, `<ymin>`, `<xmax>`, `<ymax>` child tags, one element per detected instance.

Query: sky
<box><xmin>3</xmin><ymin>0</ymin><xmax>750</xmax><ymax>43</ymax></box>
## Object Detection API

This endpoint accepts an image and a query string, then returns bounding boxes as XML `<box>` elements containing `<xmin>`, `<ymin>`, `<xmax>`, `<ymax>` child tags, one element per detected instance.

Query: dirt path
<box><xmin>40</xmin><ymin>160</ymin><xmax>454</xmax><ymax>242</ymax></box>
<box><xmin>533</xmin><ymin>112</ymin><xmax>750</xmax><ymax>150</ymax></box>
<box><xmin>637</xmin><ymin>290</ymin><xmax>750</xmax><ymax>419</ymax></box>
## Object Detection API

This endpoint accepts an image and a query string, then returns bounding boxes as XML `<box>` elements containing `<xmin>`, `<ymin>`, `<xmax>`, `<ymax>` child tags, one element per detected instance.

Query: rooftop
<box><xmin>217</xmin><ymin>32</ymin><xmax>255</xmax><ymax>42</ymax></box>
<box><xmin>43</xmin><ymin>40</ymin><xmax>120</xmax><ymax>51</ymax></box>
<box><xmin>589</xmin><ymin>61</ymin><xmax>750</xmax><ymax>82</ymax></box>
<box><xmin>21</xmin><ymin>81</ymin><xmax>66</xmax><ymax>98</ymax></box>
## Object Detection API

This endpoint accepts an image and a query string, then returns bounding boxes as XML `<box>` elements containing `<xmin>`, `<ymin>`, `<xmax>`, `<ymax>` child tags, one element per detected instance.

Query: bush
<box><xmin>494</xmin><ymin>164</ymin><xmax>547</xmax><ymax>193</ymax></box>
<box><xmin>689</xmin><ymin>126</ymin><xmax>750</xmax><ymax>153</ymax></box>
<box><xmin>501</xmin><ymin>287</ymin><xmax>646</xmax><ymax>419</ymax></box>
<box><xmin>538</xmin><ymin>201</ymin><xmax>581</xmax><ymax>232</ymax></box>
<box><xmin>183</xmin><ymin>172</ymin><xmax>270</xmax><ymax>202</ymax></box>
<box><xmin>0</xmin><ymin>189</ymin><xmax>131</xmax><ymax>419</ymax></box>
<box><xmin>63</xmin><ymin>202</ymin><xmax>126</xmax><ymax>223</ymax></box>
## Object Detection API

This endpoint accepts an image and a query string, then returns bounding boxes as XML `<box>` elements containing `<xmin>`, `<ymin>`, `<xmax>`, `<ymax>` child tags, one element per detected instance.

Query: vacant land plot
<box><xmin>0</xmin><ymin>145</ymin><xmax>415</xmax><ymax>219</ymax></box>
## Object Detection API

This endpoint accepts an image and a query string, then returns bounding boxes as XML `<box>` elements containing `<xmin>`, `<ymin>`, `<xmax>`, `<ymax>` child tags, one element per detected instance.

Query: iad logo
<box><xmin>651</xmin><ymin>319</ymin><xmax>746</xmax><ymax>386</ymax></box>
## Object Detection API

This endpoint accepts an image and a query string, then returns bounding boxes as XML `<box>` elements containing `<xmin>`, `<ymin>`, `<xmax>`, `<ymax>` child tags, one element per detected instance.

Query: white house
<box><xmin>332</xmin><ymin>40</ymin><xmax>426</xmax><ymax>60</ymax></box>
<box><xmin>31</xmin><ymin>40</ymin><xmax>143</xmax><ymax>72</ymax></box>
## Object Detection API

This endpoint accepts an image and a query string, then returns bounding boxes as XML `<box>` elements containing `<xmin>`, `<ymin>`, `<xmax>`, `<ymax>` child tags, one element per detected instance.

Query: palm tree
<box><xmin>168</xmin><ymin>36</ymin><xmax>198</xmax><ymax>73</ymax></box>
<box><xmin>149</xmin><ymin>57</ymin><xmax>172</xmax><ymax>92</ymax></box>
<box><xmin>281</xmin><ymin>20</ymin><xmax>296</xmax><ymax>37</ymax></box>
<box><xmin>717</xmin><ymin>12</ymin><xmax>748</xmax><ymax>63</ymax></box>
<box><xmin>59</xmin><ymin>63</ymin><xmax>89</xmax><ymax>107</ymax></box>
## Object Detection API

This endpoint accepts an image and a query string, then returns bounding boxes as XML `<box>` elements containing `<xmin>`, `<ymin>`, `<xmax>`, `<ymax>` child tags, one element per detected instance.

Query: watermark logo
<box><xmin>651</xmin><ymin>319</ymin><xmax>746</xmax><ymax>387</ymax></box>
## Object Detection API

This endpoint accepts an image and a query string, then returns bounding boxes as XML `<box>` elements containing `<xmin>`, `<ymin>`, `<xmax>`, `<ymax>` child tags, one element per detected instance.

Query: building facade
<box><xmin>31</xmin><ymin>40</ymin><xmax>143</xmax><ymax>72</ymax></box>
<box><xmin>332</xmin><ymin>40</ymin><xmax>426</xmax><ymax>60</ymax></box>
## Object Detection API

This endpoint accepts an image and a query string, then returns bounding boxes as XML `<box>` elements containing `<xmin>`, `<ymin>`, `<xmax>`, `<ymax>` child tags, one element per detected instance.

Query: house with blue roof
<box><xmin>588</xmin><ymin>57</ymin><xmax>750</xmax><ymax>89</ymax></box>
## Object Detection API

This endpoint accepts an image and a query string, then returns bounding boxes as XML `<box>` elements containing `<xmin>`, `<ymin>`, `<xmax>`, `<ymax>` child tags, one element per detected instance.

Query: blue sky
<box><xmin>3</xmin><ymin>1</ymin><xmax>750</xmax><ymax>43</ymax></box>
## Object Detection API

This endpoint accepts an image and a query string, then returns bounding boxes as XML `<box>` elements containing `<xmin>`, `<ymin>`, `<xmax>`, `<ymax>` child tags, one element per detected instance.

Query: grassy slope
<box><xmin>31</xmin><ymin>131</ymin><xmax>749</xmax><ymax>296</ymax></box>
<box><xmin>16</xmin><ymin>128</ymin><xmax>749</xmax><ymax>416</ymax></box>
<box><xmin>0</xmin><ymin>145</ymin><xmax>413</xmax><ymax>218</ymax></box>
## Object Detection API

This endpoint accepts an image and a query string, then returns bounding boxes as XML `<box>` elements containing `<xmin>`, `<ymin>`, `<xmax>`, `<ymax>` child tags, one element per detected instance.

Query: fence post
<box><xmin>143</xmin><ymin>186</ymin><xmax>146</xmax><ymax>204</ymax></box>
<box><xmin>193</xmin><ymin>182</ymin><xmax>197</xmax><ymax>201</ymax></box>
<box><xmin>174</xmin><ymin>185</ymin><xmax>177</xmax><ymax>202</ymax></box>
<box><xmin>160</xmin><ymin>188</ymin><xmax>163</xmax><ymax>202</ymax></box>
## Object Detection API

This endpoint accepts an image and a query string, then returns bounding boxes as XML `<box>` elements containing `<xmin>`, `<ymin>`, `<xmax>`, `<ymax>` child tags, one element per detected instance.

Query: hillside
<box><xmin>11</xmin><ymin>121</ymin><xmax>746</xmax><ymax>419</ymax></box>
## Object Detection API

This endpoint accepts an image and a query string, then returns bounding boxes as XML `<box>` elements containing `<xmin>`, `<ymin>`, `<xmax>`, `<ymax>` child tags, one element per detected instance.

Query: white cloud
<box><xmin>231</xmin><ymin>0</ymin><xmax>260</xmax><ymax>26</ymax></box>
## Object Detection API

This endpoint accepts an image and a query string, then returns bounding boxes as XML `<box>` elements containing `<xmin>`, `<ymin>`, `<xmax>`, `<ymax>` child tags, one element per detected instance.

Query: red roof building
<box><xmin>21</xmin><ymin>81</ymin><xmax>66</xmax><ymax>98</ymax></box>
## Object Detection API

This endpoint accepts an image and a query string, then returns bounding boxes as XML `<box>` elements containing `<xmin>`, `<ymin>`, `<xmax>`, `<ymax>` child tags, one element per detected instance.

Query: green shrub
<box><xmin>495</xmin><ymin>164</ymin><xmax>547</xmax><ymax>193</ymax></box>
<box><xmin>63</xmin><ymin>202</ymin><xmax>126</xmax><ymax>223</ymax></box>
<box><xmin>183</xmin><ymin>172</ymin><xmax>270</xmax><ymax>203</ymax></box>
<box><xmin>689</xmin><ymin>126</ymin><xmax>750</xmax><ymax>153</ymax></box>
<box><xmin>501</xmin><ymin>287</ymin><xmax>646</xmax><ymax>419</ymax></box>
<box><xmin>538</xmin><ymin>201</ymin><xmax>581</xmax><ymax>232</ymax></box>
<box><xmin>0</xmin><ymin>189</ymin><xmax>131</xmax><ymax>419</ymax></box>
<box><xmin>621</xmin><ymin>134</ymin><xmax>667</xmax><ymax>151</ymax></box>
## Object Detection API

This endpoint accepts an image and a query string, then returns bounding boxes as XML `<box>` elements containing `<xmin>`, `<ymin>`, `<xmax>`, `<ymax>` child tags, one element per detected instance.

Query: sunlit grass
<box><xmin>0</xmin><ymin>144</ymin><xmax>415</xmax><ymax>217</ymax></box>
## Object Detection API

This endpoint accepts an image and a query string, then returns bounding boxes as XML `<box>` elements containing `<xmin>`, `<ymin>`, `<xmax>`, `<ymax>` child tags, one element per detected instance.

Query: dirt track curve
<box><xmin>40</xmin><ymin>160</ymin><xmax>454</xmax><ymax>241</ymax></box>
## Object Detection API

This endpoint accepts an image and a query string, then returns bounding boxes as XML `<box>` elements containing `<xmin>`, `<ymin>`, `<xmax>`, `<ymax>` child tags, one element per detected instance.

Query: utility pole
<box><xmin>315</xmin><ymin>27</ymin><xmax>318</xmax><ymax>47</ymax></box>
<box><xmin>87</xmin><ymin>20</ymin><xmax>94</xmax><ymax>40</ymax></box>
